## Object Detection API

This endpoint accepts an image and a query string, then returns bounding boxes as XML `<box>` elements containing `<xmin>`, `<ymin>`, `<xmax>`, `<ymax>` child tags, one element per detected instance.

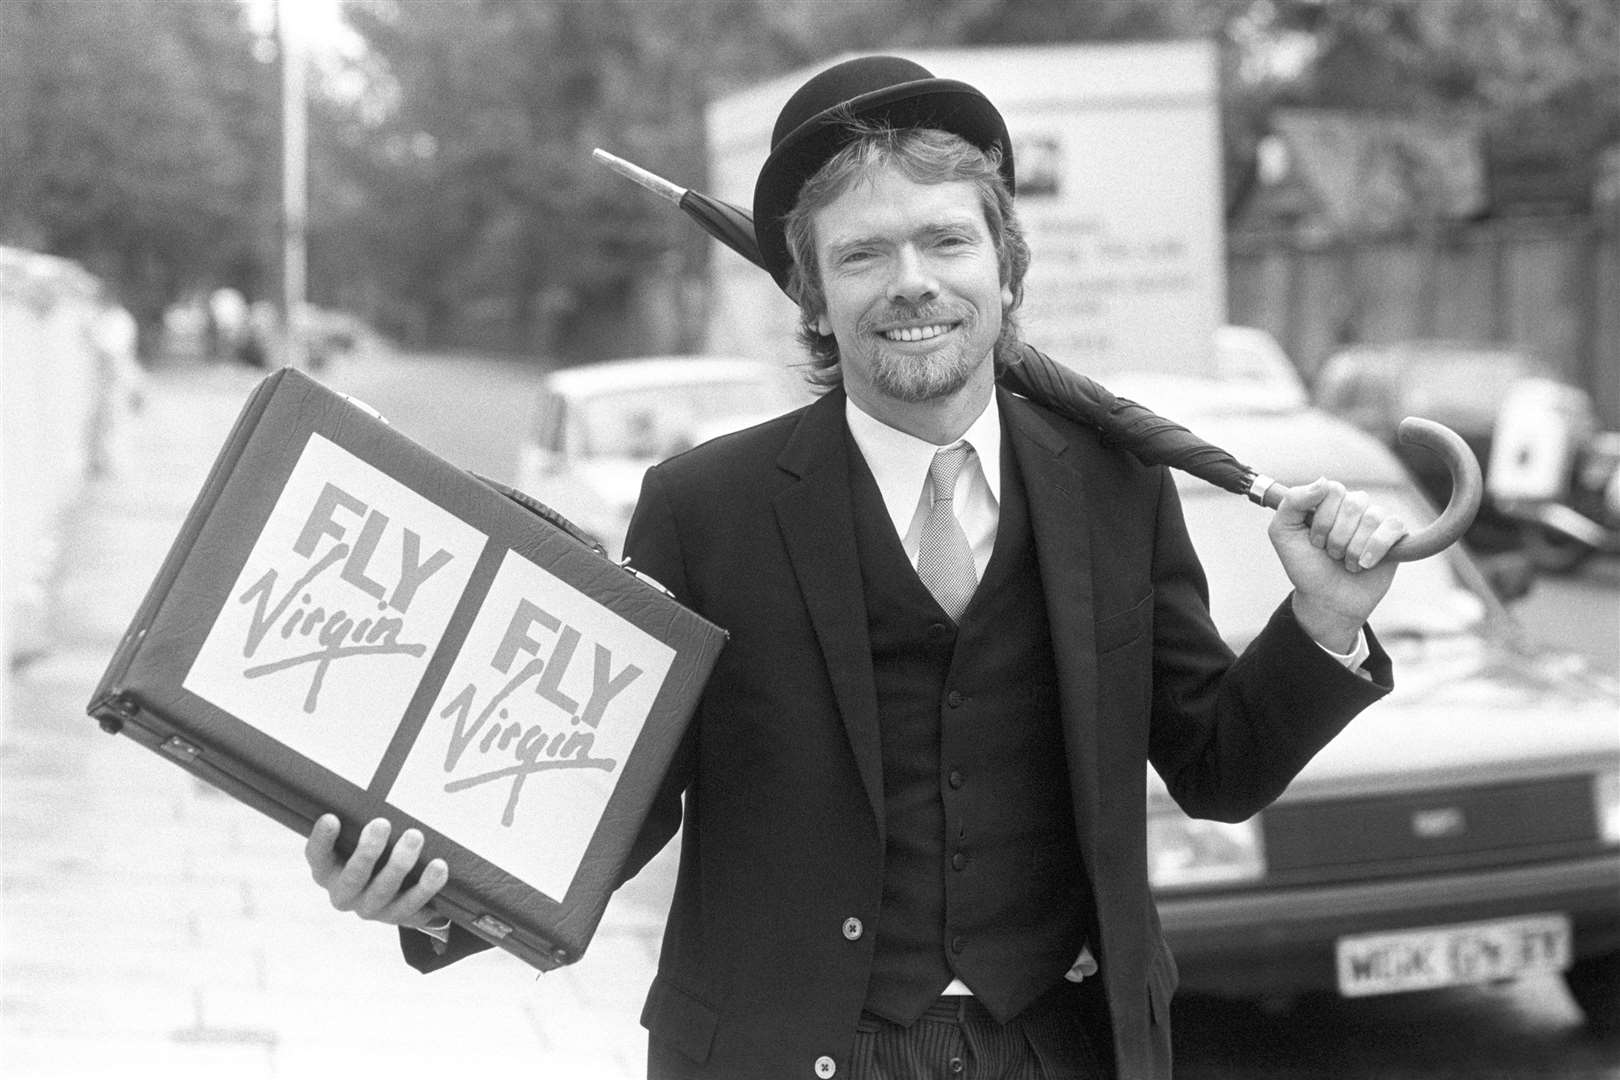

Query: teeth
<box><xmin>883</xmin><ymin>324</ymin><xmax>951</xmax><ymax>342</ymax></box>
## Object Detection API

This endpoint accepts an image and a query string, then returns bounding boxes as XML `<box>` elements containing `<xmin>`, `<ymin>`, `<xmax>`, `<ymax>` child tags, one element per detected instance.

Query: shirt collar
<box><xmin>844</xmin><ymin>391</ymin><xmax>1002</xmax><ymax>536</ymax></box>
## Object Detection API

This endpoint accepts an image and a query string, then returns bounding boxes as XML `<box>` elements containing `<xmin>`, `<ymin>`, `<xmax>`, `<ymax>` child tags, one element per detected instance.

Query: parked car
<box><xmin>1486</xmin><ymin>378</ymin><xmax>1620</xmax><ymax>573</ymax></box>
<box><xmin>515</xmin><ymin>356</ymin><xmax>808</xmax><ymax>559</ymax></box>
<box><xmin>1107</xmin><ymin>325</ymin><xmax>1310</xmax><ymax>416</ymax></box>
<box><xmin>1312</xmin><ymin>340</ymin><xmax>1590</xmax><ymax>556</ymax></box>
<box><xmin>1213</xmin><ymin>324</ymin><xmax>1311</xmax><ymax>410</ymax></box>
<box><xmin>1145</xmin><ymin>393</ymin><xmax>1620</xmax><ymax>1031</ymax></box>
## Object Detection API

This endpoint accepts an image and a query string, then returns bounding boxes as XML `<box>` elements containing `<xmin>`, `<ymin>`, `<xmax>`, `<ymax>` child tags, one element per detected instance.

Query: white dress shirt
<box><xmin>844</xmin><ymin>396</ymin><xmax>1001</xmax><ymax>578</ymax></box>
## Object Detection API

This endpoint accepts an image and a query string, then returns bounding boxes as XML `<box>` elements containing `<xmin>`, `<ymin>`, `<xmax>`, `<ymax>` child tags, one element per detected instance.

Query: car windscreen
<box><xmin>1399</xmin><ymin>353</ymin><xmax>1534</xmax><ymax>435</ymax></box>
<box><xmin>1179</xmin><ymin>484</ymin><xmax>1489</xmax><ymax>651</ymax></box>
<box><xmin>574</xmin><ymin>379</ymin><xmax>796</xmax><ymax>461</ymax></box>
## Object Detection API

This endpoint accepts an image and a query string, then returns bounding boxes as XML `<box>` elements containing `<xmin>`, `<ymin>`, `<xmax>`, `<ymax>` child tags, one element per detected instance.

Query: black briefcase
<box><xmin>87</xmin><ymin>366</ymin><xmax>724</xmax><ymax>971</ymax></box>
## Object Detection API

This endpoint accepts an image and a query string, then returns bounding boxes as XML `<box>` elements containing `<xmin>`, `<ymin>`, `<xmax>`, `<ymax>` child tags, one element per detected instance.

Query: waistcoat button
<box><xmin>945</xmin><ymin>690</ymin><xmax>964</xmax><ymax>708</ymax></box>
<box><xmin>841</xmin><ymin>916</ymin><xmax>863</xmax><ymax>941</ymax></box>
<box><xmin>814</xmin><ymin>1054</ymin><xmax>837</xmax><ymax>1078</ymax></box>
<box><xmin>951</xmin><ymin>851</ymin><xmax>966</xmax><ymax>871</ymax></box>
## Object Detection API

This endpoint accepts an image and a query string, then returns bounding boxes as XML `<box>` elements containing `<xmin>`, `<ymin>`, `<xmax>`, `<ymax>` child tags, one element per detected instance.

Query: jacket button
<box><xmin>951</xmin><ymin>935</ymin><xmax>967</xmax><ymax>954</ymax></box>
<box><xmin>814</xmin><ymin>1055</ymin><xmax>837</xmax><ymax>1078</ymax></box>
<box><xmin>841</xmin><ymin>916</ymin><xmax>864</xmax><ymax>941</ymax></box>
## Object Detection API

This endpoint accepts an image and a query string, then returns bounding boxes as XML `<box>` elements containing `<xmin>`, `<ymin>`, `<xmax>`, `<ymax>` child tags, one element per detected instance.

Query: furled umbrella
<box><xmin>591</xmin><ymin>149</ymin><xmax>1480</xmax><ymax>562</ymax></box>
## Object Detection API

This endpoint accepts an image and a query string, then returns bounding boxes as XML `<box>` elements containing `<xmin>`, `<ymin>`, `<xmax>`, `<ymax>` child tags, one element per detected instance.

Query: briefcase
<box><xmin>87</xmin><ymin>366</ymin><xmax>725</xmax><ymax>972</ymax></box>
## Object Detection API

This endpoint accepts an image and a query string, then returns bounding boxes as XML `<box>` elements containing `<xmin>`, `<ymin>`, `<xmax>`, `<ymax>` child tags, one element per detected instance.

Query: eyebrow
<box><xmin>823</xmin><ymin>217</ymin><xmax>987</xmax><ymax>263</ymax></box>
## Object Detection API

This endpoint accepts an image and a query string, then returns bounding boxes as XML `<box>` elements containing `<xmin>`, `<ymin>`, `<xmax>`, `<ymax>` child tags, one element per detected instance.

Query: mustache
<box><xmin>859</xmin><ymin>300</ymin><xmax>971</xmax><ymax>331</ymax></box>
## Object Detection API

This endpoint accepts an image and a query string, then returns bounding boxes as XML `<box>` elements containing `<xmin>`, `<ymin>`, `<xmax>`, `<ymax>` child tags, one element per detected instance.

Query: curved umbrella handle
<box><xmin>1252</xmin><ymin>417</ymin><xmax>1484</xmax><ymax>563</ymax></box>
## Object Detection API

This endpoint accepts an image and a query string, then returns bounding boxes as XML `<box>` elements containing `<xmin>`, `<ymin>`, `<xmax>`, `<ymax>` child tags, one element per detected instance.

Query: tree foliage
<box><xmin>0</xmin><ymin>0</ymin><xmax>277</xmax><ymax>340</ymax></box>
<box><xmin>3</xmin><ymin>0</ymin><xmax>1612</xmax><ymax>357</ymax></box>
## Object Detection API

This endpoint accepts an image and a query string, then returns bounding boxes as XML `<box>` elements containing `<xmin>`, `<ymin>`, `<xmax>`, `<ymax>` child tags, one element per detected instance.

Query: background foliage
<box><xmin>2</xmin><ymin>0</ymin><xmax>1615</xmax><ymax>359</ymax></box>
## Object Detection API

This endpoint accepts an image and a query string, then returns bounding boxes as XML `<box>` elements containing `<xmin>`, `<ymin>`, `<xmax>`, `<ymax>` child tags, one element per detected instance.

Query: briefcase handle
<box><xmin>470</xmin><ymin>472</ymin><xmax>610</xmax><ymax>559</ymax></box>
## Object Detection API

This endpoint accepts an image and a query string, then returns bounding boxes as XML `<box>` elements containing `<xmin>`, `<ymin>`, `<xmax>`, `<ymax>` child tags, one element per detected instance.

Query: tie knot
<box><xmin>928</xmin><ymin>443</ymin><xmax>972</xmax><ymax>504</ymax></box>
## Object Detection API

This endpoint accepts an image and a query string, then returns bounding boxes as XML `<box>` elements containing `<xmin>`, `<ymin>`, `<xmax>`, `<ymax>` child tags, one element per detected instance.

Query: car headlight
<box><xmin>1147</xmin><ymin>810</ymin><xmax>1267</xmax><ymax>889</ymax></box>
<box><xmin>1596</xmin><ymin>771</ymin><xmax>1620</xmax><ymax>845</ymax></box>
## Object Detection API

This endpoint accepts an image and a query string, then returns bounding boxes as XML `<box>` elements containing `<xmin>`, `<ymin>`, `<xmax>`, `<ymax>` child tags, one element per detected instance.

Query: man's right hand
<box><xmin>304</xmin><ymin>814</ymin><xmax>449</xmax><ymax>930</ymax></box>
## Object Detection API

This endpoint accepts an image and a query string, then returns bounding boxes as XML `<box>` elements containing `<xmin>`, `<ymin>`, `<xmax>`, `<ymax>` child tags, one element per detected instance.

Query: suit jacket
<box><xmin>409</xmin><ymin>384</ymin><xmax>1390</xmax><ymax>1079</ymax></box>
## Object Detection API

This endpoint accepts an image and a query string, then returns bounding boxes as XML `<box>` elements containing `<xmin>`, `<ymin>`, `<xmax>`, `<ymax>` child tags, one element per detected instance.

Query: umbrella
<box><xmin>591</xmin><ymin>148</ymin><xmax>1480</xmax><ymax>562</ymax></box>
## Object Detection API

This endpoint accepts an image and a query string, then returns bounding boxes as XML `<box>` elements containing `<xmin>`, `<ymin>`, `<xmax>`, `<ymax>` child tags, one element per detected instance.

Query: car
<box><xmin>1312</xmin><ymin>340</ymin><xmax>1594</xmax><ymax>555</ymax></box>
<box><xmin>1106</xmin><ymin>325</ymin><xmax>1311</xmax><ymax>417</ymax></box>
<box><xmin>1213</xmin><ymin>324</ymin><xmax>1311</xmax><ymax>411</ymax></box>
<box><xmin>515</xmin><ymin>355</ymin><xmax>809</xmax><ymax>559</ymax></box>
<box><xmin>1139</xmin><ymin>390</ymin><xmax>1620</xmax><ymax>1031</ymax></box>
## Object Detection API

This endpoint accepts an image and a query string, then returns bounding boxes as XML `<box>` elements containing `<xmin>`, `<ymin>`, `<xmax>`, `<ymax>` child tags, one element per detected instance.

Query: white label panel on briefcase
<box><xmin>184</xmin><ymin>434</ymin><xmax>487</xmax><ymax>786</ymax></box>
<box><xmin>387</xmin><ymin>549</ymin><xmax>676</xmax><ymax>901</ymax></box>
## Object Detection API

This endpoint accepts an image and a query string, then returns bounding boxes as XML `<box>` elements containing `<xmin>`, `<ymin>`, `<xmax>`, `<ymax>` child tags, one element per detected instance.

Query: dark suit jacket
<box><xmin>409</xmin><ymin>384</ymin><xmax>1389</xmax><ymax>1079</ymax></box>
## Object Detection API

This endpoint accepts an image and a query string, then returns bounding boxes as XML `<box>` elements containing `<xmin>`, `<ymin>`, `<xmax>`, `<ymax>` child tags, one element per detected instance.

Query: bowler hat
<box><xmin>752</xmin><ymin>54</ymin><xmax>1015</xmax><ymax>292</ymax></box>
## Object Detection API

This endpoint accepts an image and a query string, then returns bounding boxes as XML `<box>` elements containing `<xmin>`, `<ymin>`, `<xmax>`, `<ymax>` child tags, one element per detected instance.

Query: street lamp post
<box><xmin>278</xmin><ymin>0</ymin><xmax>307</xmax><ymax>371</ymax></box>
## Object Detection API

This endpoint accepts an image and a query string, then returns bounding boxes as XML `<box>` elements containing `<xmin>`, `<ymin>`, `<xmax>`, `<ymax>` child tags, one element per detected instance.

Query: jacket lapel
<box><xmin>772</xmin><ymin>390</ymin><xmax>886</xmax><ymax>841</ymax></box>
<box><xmin>1001</xmin><ymin>389</ymin><xmax>1103</xmax><ymax>856</ymax></box>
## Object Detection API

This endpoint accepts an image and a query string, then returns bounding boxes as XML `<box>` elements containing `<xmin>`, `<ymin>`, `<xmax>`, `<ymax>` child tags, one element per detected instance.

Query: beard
<box><xmin>866</xmin><ymin>347</ymin><xmax>980</xmax><ymax>403</ymax></box>
<box><xmin>854</xmin><ymin>301</ymin><xmax>995</xmax><ymax>403</ymax></box>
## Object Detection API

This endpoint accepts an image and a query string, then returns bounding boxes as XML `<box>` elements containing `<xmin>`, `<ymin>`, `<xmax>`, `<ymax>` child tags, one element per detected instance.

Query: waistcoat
<box><xmin>848</xmin><ymin>430</ymin><xmax>1090</xmax><ymax>1026</ymax></box>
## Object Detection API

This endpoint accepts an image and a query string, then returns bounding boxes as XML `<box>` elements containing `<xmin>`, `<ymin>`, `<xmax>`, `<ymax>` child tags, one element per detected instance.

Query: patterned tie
<box><xmin>916</xmin><ymin>443</ymin><xmax>978</xmax><ymax>622</ymax></box>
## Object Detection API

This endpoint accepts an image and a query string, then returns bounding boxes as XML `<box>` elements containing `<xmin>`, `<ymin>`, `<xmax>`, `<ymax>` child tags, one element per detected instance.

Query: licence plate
<box><xmin>1335</xmin><ymin>913</ymin><xmax>1571</xmax><ymax>998</ymax></box>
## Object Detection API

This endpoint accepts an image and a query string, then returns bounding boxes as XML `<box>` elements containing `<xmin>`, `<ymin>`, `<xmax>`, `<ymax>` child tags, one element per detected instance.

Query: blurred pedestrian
<box><xmin>304</xmin><ymin>55</ymin><xmax>1407</xmax><ymax>1079</ymax></box>
<box><xmin>85</xmin><ymin>286</ymin><xmax>144</xmax><ymax>479</ymax></box>
<box><xmin>207</xmin><ymin>286</ymin><xmax>249</xmax><ymax>366</ymax></box>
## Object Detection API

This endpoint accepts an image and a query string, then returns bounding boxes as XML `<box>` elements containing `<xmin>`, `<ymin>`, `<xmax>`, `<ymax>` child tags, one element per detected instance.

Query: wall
<box><xmin>1</xmin><ymin>247</ymin><xmax>109</xmax><ymax>667</ymax></box>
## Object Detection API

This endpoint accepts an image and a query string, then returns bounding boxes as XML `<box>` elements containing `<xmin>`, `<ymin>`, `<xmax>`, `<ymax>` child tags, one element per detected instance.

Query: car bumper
<box><xmin>1157</xmin><ymin>852</ymin><xmax>1620</xmax><ymax>997</ymax></box>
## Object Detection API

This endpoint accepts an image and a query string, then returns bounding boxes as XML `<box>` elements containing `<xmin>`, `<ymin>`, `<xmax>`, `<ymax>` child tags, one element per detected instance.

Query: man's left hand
<box><xmin>1268</xmin><ymin>477</ymin><xmax>1407</xmax><ymax>653</ymax></box>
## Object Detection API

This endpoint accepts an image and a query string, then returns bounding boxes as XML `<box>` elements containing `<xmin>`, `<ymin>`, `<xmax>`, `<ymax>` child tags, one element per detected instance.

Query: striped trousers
<box><xmin>850</xmin><ymin>982</ymin><xmax>1110</xmax><ymax>1080</ymax></box>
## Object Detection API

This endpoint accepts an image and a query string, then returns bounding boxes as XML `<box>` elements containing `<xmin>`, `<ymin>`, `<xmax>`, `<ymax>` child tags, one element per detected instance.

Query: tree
<box><xmin>1203</xmin><ymin>0</ymin><xmax>1620</xmax><ymax>215</ymax></box>
<box><xmin>0</xmin><ymin>0</ymin><xmax>279</xmax><ymax>347</ymax></box>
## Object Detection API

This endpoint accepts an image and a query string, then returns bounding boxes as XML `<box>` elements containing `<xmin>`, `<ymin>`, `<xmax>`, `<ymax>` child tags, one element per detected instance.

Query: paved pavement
<box><xmin>1</xmin><ymin>361</ymin><xmax>668</xmax><ymax>1079</ymax></box>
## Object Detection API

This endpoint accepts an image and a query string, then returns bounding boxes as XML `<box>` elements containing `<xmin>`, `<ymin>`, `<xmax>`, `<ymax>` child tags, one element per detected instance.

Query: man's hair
<box><xmin>782</xmin><ymin>118</ymin><xmax>1030</xmax><ymax>387</ymax></box>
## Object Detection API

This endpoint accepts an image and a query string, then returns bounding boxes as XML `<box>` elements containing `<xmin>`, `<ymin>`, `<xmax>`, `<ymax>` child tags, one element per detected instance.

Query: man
<box><xmin>306</xmin><ymin>56</ymin><xmax>1404</xmax><ymax>1079</ymax></box>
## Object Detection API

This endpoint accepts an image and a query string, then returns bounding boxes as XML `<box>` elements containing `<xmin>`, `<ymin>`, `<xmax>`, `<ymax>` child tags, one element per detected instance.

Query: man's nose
<box><xmin>887</xmin><ymin>245</ymin><xmax>938</xmax><ymax>304</ymax></box>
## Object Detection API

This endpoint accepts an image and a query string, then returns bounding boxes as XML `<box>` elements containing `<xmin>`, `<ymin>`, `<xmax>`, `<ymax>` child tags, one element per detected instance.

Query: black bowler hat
<box><xmin>752</xmin><ymin>54</ymin><xmax>1015</xmax><ymax>292</ymax></box>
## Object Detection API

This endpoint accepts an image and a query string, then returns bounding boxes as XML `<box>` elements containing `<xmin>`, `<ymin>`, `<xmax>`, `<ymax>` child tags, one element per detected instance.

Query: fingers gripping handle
<box><xmin>1251</xmin><ymin>417</ymin><xmax>1484</xmax><ymax>563</ymax></box>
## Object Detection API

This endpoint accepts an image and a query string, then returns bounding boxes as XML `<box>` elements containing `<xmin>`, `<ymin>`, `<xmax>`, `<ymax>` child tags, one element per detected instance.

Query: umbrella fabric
<box><xmin>679</xmin><ymin>190</ymin><xmax>763</xmax><ymax>268</ymax></box>
<box><xmin>999</xmin><ymin>348</ymin><xmax>1255</xmax><ymax>495</ymax></box>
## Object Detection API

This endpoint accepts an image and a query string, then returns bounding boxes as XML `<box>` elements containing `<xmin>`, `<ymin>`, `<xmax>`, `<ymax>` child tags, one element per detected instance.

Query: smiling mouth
<box><xmin>882</xmin><ymin>323</ymin><xmax>955</xmax><ymax>343</ymax></box>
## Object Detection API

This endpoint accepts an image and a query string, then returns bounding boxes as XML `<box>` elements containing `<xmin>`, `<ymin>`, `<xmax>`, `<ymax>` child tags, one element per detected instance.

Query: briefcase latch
<box><xmin>94</xmin><ymin>692</ymin><xmax>140</xmax><ymax>735</ymax></box>
<box><xmin>161</xmin><ymin>736</ymin><xmax>203</xmax><ymax>762</ymax></box>
<box><xmin>472</xmin><ymin>914</ymin><xmax>513</xmax><ymax>939</ymax></box>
